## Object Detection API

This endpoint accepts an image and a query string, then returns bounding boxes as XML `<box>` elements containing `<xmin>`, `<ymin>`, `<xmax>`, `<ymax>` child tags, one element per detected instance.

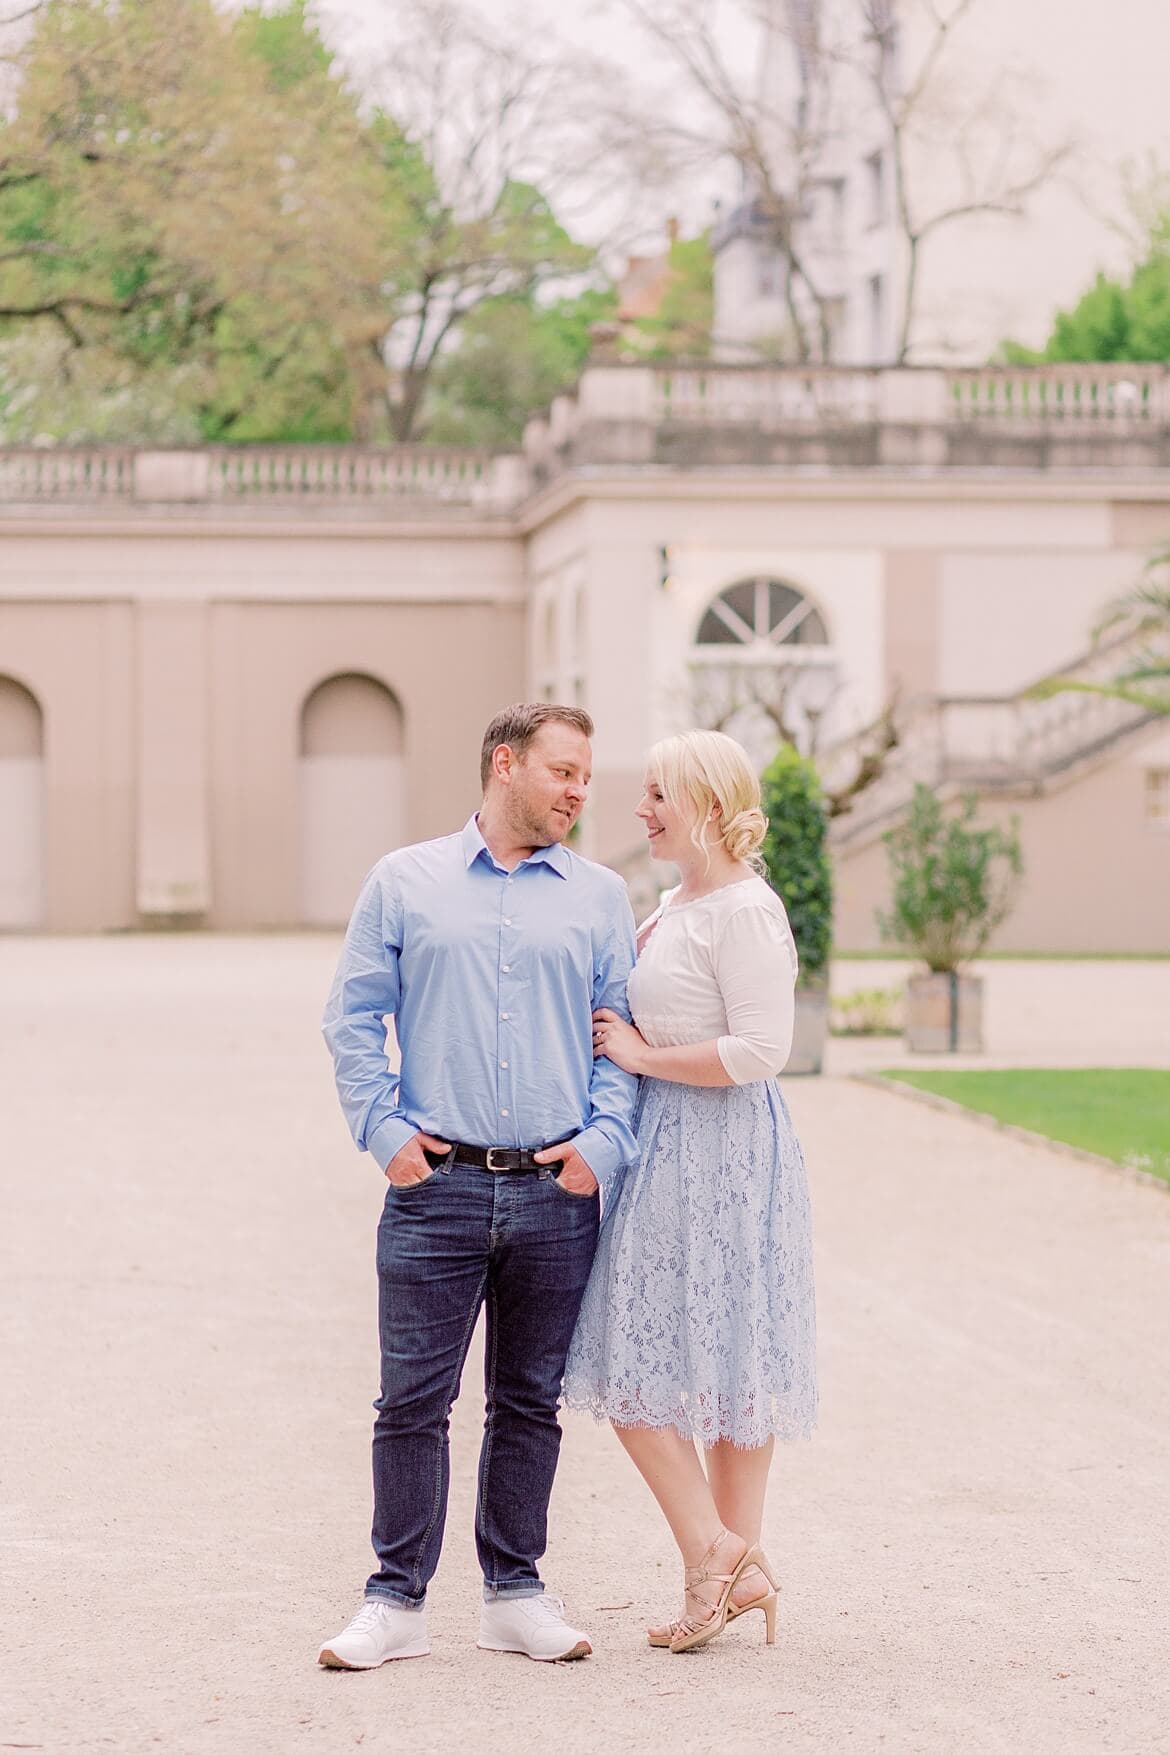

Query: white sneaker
<box><xmin>478</xmin><ymin>1593</ymin><xmax>592</xmax><ymax>1662</ymax></box>
<box><xmin>317</xmin><ymin>1599</ymin><xmax>430</xmax><ymax>1669</ymax></box>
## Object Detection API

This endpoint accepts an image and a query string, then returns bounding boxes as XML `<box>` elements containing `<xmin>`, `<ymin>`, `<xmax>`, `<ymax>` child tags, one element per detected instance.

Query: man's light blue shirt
<box><xmin>323</xmin><ymin>815</ymin><xmax>640</xmax><ymax>1198</ymax></box>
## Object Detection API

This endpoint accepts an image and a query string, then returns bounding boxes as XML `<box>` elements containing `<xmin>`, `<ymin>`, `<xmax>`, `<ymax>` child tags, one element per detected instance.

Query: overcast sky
<box><xmin>314</xmin><ymin>0</ymin><xmax>1168</xmax><ymax>343</ymax></box>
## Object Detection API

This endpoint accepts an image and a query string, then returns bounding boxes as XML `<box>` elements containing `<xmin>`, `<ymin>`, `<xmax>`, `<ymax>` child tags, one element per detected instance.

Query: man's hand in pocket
<box><xmin>532</xmin><ymin>1140</ymin><xmax>598</xmax><ymax>1196</ymax></box>
<box><xmin>385</xmin><ymin>1132</ymin><xmax>452</xmax><ymax>1187</ymax></box>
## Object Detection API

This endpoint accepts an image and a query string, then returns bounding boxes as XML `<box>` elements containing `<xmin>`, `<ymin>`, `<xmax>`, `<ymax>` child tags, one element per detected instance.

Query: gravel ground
<box><xmin>2</xmin><ymin>938</ymin><xmax>1168</xmax><ymax>1755</ymax></box>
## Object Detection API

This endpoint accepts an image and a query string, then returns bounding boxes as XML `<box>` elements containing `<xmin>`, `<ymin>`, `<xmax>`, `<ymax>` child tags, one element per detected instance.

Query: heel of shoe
<box><xmin>761</xmin><ymin>1592</ymin><xmax>778</xmax><ymax>1646</ymax></box>
<box><xmin>745</xmin><ymin>1546</ymin><xmax>780</xmax><ymax>1592</ymax></box>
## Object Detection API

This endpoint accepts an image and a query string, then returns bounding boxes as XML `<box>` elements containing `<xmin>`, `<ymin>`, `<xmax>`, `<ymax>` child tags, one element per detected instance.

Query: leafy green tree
<box><xmin>878</xmin><ymin>788</ymin><xmax>1023</xmax><ymax>973</ymax></box>
<box><xmin>0</xmin><ymin>0</ymin><xmax>390</xmax><ymax>441</ymax></box>
<box><xmin>352</xmin><ymin>0</ymin><xmax>625</xmax><ymax>440</ymax></box>
<box><xmin>758</xmin><ymin>746</ymin><xmax>832</xmax><ymax>988</ymax></box>
<box><xmin>364</xmin><ymin>112</ymin><xmax>593</xmax><ymax>440</ymax></box>
<box><xmin>630</xmin><ymin>233</ymin><xmax>713</xmax><ymax>360</ymax></box>
<box><xmin>1003</xmin><ymin>201</ymin><xmax>1170</xmax><ymax>364</ymax></box>
<box><xmin>425</xmin><ymin>286</ymin><xmax>615</xmax><ymax>447</ymax></box>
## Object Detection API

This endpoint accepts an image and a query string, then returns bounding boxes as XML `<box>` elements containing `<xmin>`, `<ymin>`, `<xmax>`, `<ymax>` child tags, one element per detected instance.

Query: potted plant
<box><xmin>877</xmin><ymin>786</ymin><xmax>1023</xmax><ymax>1052</ymax></box>
<box><xmin>759</xmin><ymin>745</ymin><xmax>833</xmax><ymax>1074</ymax></box>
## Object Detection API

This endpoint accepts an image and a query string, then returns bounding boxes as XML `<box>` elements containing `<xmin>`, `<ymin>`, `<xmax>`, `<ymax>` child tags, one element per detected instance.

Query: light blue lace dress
<box><xmin>563</xmin><ymin>877</ymin><xmax>817</xmax><ymax>1449</ymax></box>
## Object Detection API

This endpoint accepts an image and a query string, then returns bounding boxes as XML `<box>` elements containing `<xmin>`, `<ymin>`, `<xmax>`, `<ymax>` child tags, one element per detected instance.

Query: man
<box><xmin>318</xmin><ymin>703</ymin><xmax>639</xmax><ymax>1668</ymax></box>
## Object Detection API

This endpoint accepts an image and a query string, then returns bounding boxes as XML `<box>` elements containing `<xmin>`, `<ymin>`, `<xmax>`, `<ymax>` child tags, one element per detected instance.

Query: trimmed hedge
<box><xmin>759</xmin><ymin>745</ymin><xmax>832</xmax><ymax>988</ymax></box>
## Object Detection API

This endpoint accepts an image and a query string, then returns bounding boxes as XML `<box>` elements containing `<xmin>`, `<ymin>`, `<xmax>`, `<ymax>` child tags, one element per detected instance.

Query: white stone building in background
<box><xmin>2</xmin><ymin>359</ymin><xmax>1169</xmax><ymax>952</ymax></box>
<box><xmin>713</xmin><ymin>0</ymin><xmax>904</xmax><ymax>365</ymax></box>
<box><xmin>710</xmin><ymin>0</ymin><xmax>1096</xmax><ymax>367</ymax></box>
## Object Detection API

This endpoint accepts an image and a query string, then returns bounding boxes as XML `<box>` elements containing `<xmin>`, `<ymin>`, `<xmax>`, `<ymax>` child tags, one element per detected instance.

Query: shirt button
<box><xmin>502</xmin><ymin>964</ymin><xmax>511</xmax><ymax>973</ymax></box>
<box><xmin>500</xmin><ymin>1107</ymin><xmax>509</xmax><ymax>1117</ymax></box>
<box><xmin>500</xmin><ymin>1012</ymin><xmax>509</xmax><ymax>1020</ymax></box>
<box><xmin>504</xmin><ymin>918</ymin><xmax>512</xmax><ymax>926</ymax></box>
<box><xmin>500</xmin><ymin>1060</ymin><xmax>509</xmax><ymax>1069</ymax></box>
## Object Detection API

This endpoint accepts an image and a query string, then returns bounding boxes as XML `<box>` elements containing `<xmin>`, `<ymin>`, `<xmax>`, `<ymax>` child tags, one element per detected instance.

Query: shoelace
<box><xmin>349</xmin><ymin>1601</ymin><xmax>392</xmax><ymax>1633</ymax></box>
<box><xmin>519</xmin><ymin>1594</ymin><xmax>568</xmax><ymax>1624</ymax></box>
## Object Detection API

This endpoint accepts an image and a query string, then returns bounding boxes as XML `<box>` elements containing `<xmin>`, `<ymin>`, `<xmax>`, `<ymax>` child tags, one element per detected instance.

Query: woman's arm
<box><xmin>591</xmin><ymin>900</ymin><xmax>797</xmax><ymax>1087</ymax></box>
<box><xmin>712</xmin><ymin>904</ymin><xmax>797</xmax><ymax>1084</ymax></box>
<box><xmin>591</xmin><ymin>1012</ymin><xmax>734</xmax><ymax>1086</ymax></box>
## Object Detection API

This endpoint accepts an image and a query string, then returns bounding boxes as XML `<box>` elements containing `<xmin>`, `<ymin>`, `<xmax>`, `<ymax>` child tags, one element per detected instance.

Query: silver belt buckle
<box><xmin>485</xmin><ymin>1146</ymin><xmax>508</xmax><ymax>1172</ymax></box>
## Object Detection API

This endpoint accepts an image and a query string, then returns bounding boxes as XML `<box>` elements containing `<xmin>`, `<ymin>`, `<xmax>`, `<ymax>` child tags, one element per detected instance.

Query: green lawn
<box><xmin>880</xmin><ymin>1068</ymin><xmax>1170</xmax><ymax>1184</ymax></box>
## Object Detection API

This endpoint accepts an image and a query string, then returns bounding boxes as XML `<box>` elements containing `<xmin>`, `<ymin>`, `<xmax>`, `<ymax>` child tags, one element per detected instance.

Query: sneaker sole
<box><xmin>318</xmin><ymin>1642</ymin><xmax>430</xmax><ymax>1669</ymax></box>
<box><xmin>477</xmin><ymin>1638</ymin><xmax>592</xmax><ymax>1662</ymax></box>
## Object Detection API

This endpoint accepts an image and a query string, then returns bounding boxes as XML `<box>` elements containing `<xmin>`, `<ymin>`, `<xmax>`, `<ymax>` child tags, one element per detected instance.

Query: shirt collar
<box><xmin>462</xmin><ymin>813</ymin><xmax>570</xmax><ymax>879</ymax></box>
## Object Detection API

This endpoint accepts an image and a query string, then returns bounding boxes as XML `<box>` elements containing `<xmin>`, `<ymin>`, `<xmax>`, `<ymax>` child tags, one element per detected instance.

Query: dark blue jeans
<box><xmin>365</xmin><ymin>1157</ymin><xmax>600</xmax><ymax>1607</ymax></box>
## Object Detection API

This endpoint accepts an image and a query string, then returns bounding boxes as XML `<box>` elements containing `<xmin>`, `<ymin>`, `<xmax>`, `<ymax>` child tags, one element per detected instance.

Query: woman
<box><xmin>562</xmin><ymin>729</ymin><xmax>816</xmax><ymax>1654</ymax></box>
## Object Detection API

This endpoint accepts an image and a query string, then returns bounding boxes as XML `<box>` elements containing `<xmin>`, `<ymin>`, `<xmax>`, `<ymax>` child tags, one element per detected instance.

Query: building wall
<box><xmin>206</xmin><ymin>598</ymin><xmax>524</xmax><ymax>927</ymax></box>
<box><xmin>833</xmin><ymin>723</ymin><xmax>1170</xmax><ymax>954</ymax></box>
<box><xmin>0</xmin><ymin>601</ymin><xmax>136</xmax><ymax>929</ymax></box>
<box><xmin>3</xmin><ymin>463</ymin><xmax>1167</xmax><ymax>943</ymax></box>
<box><xmin>1</xmin><ymin>522</ymin><xmax>525</xmax><ymax>929</ymax></box>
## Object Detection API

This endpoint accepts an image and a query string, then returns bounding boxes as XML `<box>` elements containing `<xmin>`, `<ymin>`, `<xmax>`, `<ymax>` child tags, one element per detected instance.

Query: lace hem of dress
<box><xmin>561</xmin><ymin>1385</ymin><xmax>817</xmax><ymax>1450</ymax></box>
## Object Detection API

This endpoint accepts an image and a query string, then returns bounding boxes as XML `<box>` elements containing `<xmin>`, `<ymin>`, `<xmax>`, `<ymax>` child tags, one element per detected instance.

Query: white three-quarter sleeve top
<box><xmin>626</xmin><ymin>874</ymin><xmax>799</xmax><ymax>1083</ymax></box>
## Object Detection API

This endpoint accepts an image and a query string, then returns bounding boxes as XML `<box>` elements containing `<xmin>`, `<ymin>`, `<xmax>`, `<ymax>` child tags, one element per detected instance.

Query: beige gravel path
<box><xmin>2</xmin><ymin>939</ymin><xmax>1168</xmax><ymax>1755</ymax></box>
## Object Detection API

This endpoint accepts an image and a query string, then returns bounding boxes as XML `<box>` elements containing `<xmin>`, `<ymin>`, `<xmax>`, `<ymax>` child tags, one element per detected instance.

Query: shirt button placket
<box><xmin>499</xmin><ymin>874</ymin><xmax>515</xmax><ymax>1143</ymax></box>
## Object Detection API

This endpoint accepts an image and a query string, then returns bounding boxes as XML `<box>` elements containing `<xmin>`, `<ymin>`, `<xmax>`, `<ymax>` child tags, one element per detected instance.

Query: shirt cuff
<box><xmin>367</xmin><ymin>1114</ymin><xmax>416</xmax><ymax>1173</ymax></box>
<box><xmin>570</xmin><ymin>1124</ymin><xmax>622</xmax><ymax>1200</ymax></box>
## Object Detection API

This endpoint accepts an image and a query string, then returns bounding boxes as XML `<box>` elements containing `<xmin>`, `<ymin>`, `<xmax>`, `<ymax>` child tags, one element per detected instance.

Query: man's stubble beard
<box><xmin>506</xmin><ymin>786</ymin><xmax>568</xmax><ymax>847</ymax></box>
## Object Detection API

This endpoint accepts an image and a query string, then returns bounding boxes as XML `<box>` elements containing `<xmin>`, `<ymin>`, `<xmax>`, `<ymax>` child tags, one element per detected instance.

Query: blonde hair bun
<box><xmin>722</xmin><ymin>805</ymin><xmax>768</xmax><ymax>861</ymax></box>
<box><xmin>647</xmin><ymin>729</ymin><xmax>769</xmax><ymax>871</ymax></box>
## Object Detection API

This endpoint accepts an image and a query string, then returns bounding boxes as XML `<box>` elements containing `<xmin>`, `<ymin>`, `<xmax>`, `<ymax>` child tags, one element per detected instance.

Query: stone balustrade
<box><xmin>525</xmin><ymin>361</ymin><xmax>1170</xmax><ymax>474</ymax></box>
<box><xmin>0</xmin><ymin>444</ymin><xmax>527</xmax><ymax>511</ymax></box>
<box><xmin>3</xmin><ymin>364</ymin><xmax>1170</xmax><ymax>511</ymax></box>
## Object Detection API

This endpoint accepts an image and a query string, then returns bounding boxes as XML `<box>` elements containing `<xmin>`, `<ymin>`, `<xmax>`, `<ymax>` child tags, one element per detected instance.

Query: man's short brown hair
<box><xmin>480</xmin><ymin>702</ymin><xmax>594</xmax><ymax>789</ymax></box>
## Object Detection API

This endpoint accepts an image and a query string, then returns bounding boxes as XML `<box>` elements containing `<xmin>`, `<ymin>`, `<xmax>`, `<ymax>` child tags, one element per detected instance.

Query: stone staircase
<box><xmin>825</xmin><ymin>627</ymin><xmax>1165</xmax><ymax>849</ymax></box>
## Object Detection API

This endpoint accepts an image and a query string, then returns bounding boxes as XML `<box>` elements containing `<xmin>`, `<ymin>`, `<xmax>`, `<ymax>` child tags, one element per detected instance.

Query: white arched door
<box><xmin>0</xmin><ymin>677</ymin><xmax>46</xmax><ymax>928</ymax></box>
<box><xmin>299</xmin><ymin>675</ymin><xmax>405</xmax><ymax>927</ymax></box>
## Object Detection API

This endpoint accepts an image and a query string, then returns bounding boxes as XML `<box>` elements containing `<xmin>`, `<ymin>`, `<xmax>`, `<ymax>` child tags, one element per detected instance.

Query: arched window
<box><xmin>695</xmin><ymin>578</ymin><xmax>829</xmax><ymax>649</ymax></box>
<box><xmin>0</xmin><ymin>676</ymin><xmax>46</xmax><ymax>927</ymax></box>
<box><xmin>298</xmin><ymin>674</ymin><xmax>405</xmax><ymax>927</ymax></box>
<box><xmin>690</xmin><ymin>581</ymin><xmax>836</xmax><ymax>766</ymax></box>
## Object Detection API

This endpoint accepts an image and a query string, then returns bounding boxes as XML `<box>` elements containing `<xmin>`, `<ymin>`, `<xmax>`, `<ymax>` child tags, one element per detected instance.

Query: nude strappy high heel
<box><xmin>726</xmin><ymin>1559</ymin><xmax>780</xmax><ymax>1645</ymax></box>
<box><xmin>653</xmin><ymin>1529</ymin><xmax>757</xmax><ymax>1654</ymax></box>
<box><xmin>647</xmin><ymin>1551</ymin><xmax>781</xmax><ymax>1649</ymax></box>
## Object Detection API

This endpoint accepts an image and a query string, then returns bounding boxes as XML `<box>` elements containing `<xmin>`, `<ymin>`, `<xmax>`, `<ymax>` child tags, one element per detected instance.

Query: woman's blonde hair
<box><xmin>648</xmin><ymin>729</ymin><xmax>768</xmax><ymax>870</ymax></box>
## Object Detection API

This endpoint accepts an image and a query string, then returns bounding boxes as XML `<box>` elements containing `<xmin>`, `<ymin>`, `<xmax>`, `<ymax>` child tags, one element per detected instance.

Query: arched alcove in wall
<box><xmin>298</xmin><ymin>673</ymin><xmax>405</xmax><ymax>927</ymax></box>
<box><xmin>0</xmin><ymin>676</ymin><xmax>46</xmax><ymax>928</ymax></box>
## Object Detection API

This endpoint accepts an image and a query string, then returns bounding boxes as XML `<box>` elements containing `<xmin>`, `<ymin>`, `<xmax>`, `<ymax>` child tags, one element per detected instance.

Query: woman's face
<box><xmin>635</xmin><ymin>769</ymin><xmax>701</xmax><ymax>864</ymax></box>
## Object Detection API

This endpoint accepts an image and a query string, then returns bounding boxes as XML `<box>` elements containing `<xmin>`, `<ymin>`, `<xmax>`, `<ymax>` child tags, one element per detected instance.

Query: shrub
<box><xmin>877</xmin><ymin>786</ymin><xmax>1023</xmax><ymax>972</ymax></box>
<box><xmin>830</xmin><ymin>986</ymin><xmax>904</xmax><ymax>1036</ymax></box>
<box><xmin>759</xmin><ymin>746</ymin><xmax>832</xmax><ymax>988</ymax></box>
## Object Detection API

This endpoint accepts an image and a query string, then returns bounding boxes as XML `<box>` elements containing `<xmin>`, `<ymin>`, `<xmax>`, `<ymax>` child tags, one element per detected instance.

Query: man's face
<box><xmin>504</xmin><ymin>723</ymin><xmax>592</xmax><ymax>845</ymax></box>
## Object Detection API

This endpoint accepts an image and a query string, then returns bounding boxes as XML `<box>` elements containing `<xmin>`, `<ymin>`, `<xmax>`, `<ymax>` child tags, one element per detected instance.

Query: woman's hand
<box><xmin>591</xmin><ymin>1007</ymin><xmax>649</xmax><ymax>1075</ymax></box>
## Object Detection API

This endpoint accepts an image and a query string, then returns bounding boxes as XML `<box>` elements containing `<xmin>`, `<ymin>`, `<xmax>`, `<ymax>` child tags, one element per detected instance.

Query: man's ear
<box><xmin>492</xmin><ymin>742</ymin><xmax>515</xmax><ymax>784</ymax></box>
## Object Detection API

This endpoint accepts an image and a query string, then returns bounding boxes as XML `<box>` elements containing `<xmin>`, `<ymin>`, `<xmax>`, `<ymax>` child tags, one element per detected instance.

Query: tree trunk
<box><xmin>897</xmin><ymin>234</ymin><xmax>919</xmax><ymax>365</ymax></box>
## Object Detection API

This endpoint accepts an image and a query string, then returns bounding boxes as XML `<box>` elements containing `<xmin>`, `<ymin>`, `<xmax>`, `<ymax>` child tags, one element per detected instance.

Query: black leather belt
<box><xmin>439</xmin><ymin>1141</ymin><xmax>568</xmax><ymax>1175</ymax></box>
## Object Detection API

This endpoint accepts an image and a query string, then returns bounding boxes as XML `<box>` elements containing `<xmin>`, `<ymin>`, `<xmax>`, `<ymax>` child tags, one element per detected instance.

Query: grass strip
<box><xmin>879</xmin><ymin>1068</ymin><xmax>1170</xmax><ymax>1185</ymax></box>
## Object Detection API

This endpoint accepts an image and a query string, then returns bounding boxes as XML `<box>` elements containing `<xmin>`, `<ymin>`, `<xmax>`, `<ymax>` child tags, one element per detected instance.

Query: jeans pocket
<box><xmin>549</xmin><ymin>1173</ymin><xmax>597</xmax><ymax>1201</ymax></box>
<box><xmin>386</xmin><ymin>1169</ymin><xmax>442</xmax><ymax>1196</ymax></box>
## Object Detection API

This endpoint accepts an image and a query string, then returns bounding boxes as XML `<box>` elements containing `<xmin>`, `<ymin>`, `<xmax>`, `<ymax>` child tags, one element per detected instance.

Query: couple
<box><xmin>318</xmin><ymin>702</ymin><xmax>816</xmax><ymax>1669</ymax></box>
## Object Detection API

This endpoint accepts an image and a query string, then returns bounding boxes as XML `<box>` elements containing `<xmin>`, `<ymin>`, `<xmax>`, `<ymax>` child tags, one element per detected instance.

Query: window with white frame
<box><xmin>690</xmin><ymin>579</ymin><xmax>835</xmax><ymax>767</ymax></box>
<box><xmin>695</xmin><ymin>579</ymin><xmax>829</xmax><ymax>650</ymax></box>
